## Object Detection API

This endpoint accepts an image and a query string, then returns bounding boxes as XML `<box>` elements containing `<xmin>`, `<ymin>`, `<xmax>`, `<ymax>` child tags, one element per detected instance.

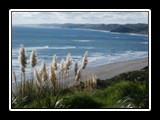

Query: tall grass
<box><xmin>12</xmin><ymin>45</ymin><xmax>148</xmax><ymax>109</ymax></box>
<box><xmin>30</xmin><ymin>49</ymin><xmax>37</xmax><ymax>82</ymax></box>
<box><xmin>12</xmin><ymin>45</ymin><xmax>92</xmax><ymax>108</ymax></box>
<box><xmin>18</xmin><ymin>45</ymin><xmax>27</xmax><ymax>93</ymax></box>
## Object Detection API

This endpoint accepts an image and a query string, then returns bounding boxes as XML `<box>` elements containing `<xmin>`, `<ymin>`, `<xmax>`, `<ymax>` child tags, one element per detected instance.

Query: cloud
<box><xmin>12</xmin><ymin>11</ymin><xmax>148</xmax><ymax>24</ymax></box>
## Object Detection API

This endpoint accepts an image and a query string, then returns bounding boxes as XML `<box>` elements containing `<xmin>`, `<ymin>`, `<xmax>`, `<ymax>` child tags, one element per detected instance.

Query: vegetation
<box><xmin>12</xmin><ymin>46</ymin><xmax>149</xmax><ymax>109</ymax></box>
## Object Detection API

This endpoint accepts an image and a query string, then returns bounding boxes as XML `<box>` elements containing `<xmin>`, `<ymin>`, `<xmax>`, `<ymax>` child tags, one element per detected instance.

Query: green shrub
<box><xmin>62</xmin><ymin>93</ymin><xmax>101</xmax><ymax>108</ymax></box>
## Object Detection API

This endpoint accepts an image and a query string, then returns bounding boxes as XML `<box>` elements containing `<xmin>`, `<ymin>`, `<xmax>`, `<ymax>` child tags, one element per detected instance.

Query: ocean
<box><xmin>12</xmin><ymin>26</ymin><xmax>148</xmax><ymax>80</ymax></box>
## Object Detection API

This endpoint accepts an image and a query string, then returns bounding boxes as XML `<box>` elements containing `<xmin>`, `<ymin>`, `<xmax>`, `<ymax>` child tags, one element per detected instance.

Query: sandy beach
<box><xmin>84</xmin><ymin>57</ymin><xmax>148</xmax><ymax>80</ymax></box>
<box><xmin>65</xmin><ymin>57</ymin><xmax>148</xmax><ymax>87</ymax></box>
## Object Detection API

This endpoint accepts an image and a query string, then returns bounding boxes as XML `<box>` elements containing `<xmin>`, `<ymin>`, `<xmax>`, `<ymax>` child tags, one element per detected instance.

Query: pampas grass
<box><xmin>49</xmin><ymin>64</ymin><xmax>57</xmax><ymax>93</ymax></box>
<box><xmin>18</xmin><ymin>44</ymin><xmax>27</xmax><ymax>68</ymax></box>
<box><xmin>15</xmin><ymin>47</ymin><xmax>90</xmax><ymax>90</ymax></box>
<box><xmin>85</xmin><ymin>74</ymin><xmax>97</xmax><ymax>90</ymax></box>
<box><xmin>14</xmin><ymin>46</ymin><xmax>93</xmax><ymax>101</ymax></box>
<box><xmin>12</xmin><ymin>46</ymin><xmax>99</xmax><ymax>108</ymax></box>
<box><xmin>34</xmin><ymin>68</ymin><xmax>41</xmax><ymax>87</ymax></box>
<box><xmin>40</xmin><ymin>59</ymin><xmax>48</xmax><ymax>84</ymax></box>
<box><xmin>75</xmin><ymin>68</ymin><xmax>81</xmax><ymax>84</ymax></box>
<box><xmin>15</xmin><ymin>46</ymin><xmax>89</xmax><ymax>90</ymax></box>
<box><xmin>65</xmin><ymin>53</ymin><xmax>72</xmax><ymax>72</ymax></box>
<box><xmin>60</xmin><ymin>58</ymin><xmax>66</xmax><ymax>89</ymax></box>
<box><xmin>52</xmin><ymin>54</ymin><xmax>58</xmax><ymax>89</ymax></box>
<box><xmin>18</xmin><ymin>45</ymin><xmax>27</xmax><ymax>91</ymax></box>
<box><xmin>65</xmin><ymin>53</ymin><xmax>72</xmax><ymax>87</ymax></box>
<box><xmin>81</xmin><ymin>51</ymin><xmax>88</xmax><ymax>69</ymax></box>
<box><xmin>30</xmin><ymin>49</ymin><xmax>37</xmax><ymax>68</ymax></box>
<box><xmin>75</xmin><ymin>51</ymin><xmax>88</xmax><ymax>84</ymax></box>
<box><xmin>52</xmin><ymin>54</ymin><xmax>58</xmax><ymax>70</ymax></box>
<box><xmin>60</xmin><ymin>58</ymin><xmax>65</xmax><ymax>76</ymax></box>
<box><xmin>30</xmin><ymin>49</ymin><xmax>37</xmax><ymax>83</ymax></box>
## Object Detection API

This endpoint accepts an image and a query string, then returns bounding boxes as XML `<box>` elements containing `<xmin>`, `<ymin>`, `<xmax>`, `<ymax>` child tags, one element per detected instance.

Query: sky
<box><xmin>12</xmin><ymin>12</ymin><xmax>148</xmax><ymax>25</ymax></box>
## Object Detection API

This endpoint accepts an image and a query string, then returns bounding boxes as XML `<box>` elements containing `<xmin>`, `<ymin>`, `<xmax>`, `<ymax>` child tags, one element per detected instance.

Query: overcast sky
<box><xmin>12</xmin><ymin>12</ymin><xmax>148</xmax><ymax>25</ymax></box>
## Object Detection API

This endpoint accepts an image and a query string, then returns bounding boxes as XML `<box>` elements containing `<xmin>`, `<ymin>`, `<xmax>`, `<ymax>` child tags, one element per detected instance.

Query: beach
<box><xmin>83</xmin><ymin>57</ymin><xmax>148</xmax><ymax>79</ymax></box>
<box><xmin>66</xmin><ymin>57</ymin><xmax>148</xmax><ymax>87</ymax></box>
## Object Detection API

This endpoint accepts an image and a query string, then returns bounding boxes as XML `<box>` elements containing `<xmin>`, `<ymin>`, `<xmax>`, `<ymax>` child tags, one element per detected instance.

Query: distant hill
<box><xmin>38</xmin><ymin>23</ymin><xmax>148</xmax><ymax>35</ymax></box>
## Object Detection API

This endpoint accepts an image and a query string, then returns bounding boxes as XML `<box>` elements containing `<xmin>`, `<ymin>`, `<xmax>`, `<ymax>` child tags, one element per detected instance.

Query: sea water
<box><xmin>12</xmin><ymin>26</ymin><xmax>148</xmax><ymax>80</ymax></box>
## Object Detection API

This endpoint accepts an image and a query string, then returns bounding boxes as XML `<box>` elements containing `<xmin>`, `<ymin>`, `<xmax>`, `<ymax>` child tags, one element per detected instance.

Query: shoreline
<box><xmin>84</xmin><ymin>57</ymin><xmax>148</xmax><ymax>80</ymax></box>
<box><xmin>72</xmin><ymin>28</ymin><xmax>148</xmax><ymax>36</ymax></box>
<box><xmin>12</xmin><ymin>57</ymin><xmax>148</xmax><ymax>91</ymax></box>
<box><xmin>87</xmin><ymin>56</ymin><xmax>148</xmax><ymax>68</ymax></box>
<box><xmin>12</xmin><ymin>57</ymin><xmax>149</xmax><ymax>81</ymax></box>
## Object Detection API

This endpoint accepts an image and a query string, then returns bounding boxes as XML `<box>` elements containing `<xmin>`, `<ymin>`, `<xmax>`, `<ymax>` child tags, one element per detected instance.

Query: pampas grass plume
<box><xmin>18</xmin><ymin>44</ymin><xmax>27</xmax><ymax>68</ymax></box>
<box><xmin>81</xmin><ymin>51</ymin><xmax>88</xmax><ymax>69</ymax></box>
<box><xmin>60</xmin><ymin>58</ymin><xmax>65</xmax><ymax>75</ymax></box>
<box><xmin>66</xmin><ymin>53</ymin><xmax>72</xmax><ymax>70</ymax></box>
<box><xmin>40</xmin><ymin>59</ymin><xmax>48</xmax><ymax>82</ymax></box>
<box><xmin>30</xmin><ymin>49</ymin><xmax>37</xmax><ymax>68</ymax></box>
<box><xmin>34</xmin><ymin>68</ymin><xmax>41</xmax><ymax>87</ymax></box>
<box><xmin>52</xmin><ymin>54</ymin><xmax>58</xmax><ymax>70</ymax></box>
<box><xmin>75</xmin><ymin>68</ymin><xmax>81</xmax><ymax>82</ymax></box>
<box><xmin>49</xmin><ymin>64</ymin><xmax>57</xmax><ymax>89</ymax></box>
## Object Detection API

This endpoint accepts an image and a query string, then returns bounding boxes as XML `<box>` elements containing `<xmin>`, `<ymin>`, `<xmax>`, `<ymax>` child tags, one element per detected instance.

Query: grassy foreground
<box><xmin>12</xmin><ymin>66</ymin><xmax>149</xmax><ymax>109</ymax></box>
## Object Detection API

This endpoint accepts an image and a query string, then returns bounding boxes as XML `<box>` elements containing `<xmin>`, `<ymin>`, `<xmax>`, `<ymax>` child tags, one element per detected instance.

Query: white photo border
<box><xmin>9</xmin><ymin>9</ymin><xmax>151</xmax><ymax>111</ymax></box>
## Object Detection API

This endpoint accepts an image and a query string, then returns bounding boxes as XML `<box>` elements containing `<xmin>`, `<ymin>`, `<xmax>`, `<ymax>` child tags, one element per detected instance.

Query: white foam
<box><xmin>25</xmin><ymin>46</ymin><xmax>76</xmax><ymax>50</ymax></box>
<box><xmin>12</xmin><ymin>49</ymin><xmax>19</xmax><ymax>53</ymax></box>
<box><xmin>88</xmin><ymin>50</ymin><xmax>148</xmax><ymax>67</ymax></box>
<box><xmin>113</xmin><ymin>51</ymin><xmax>148</xmax><ymax>61</ymax></box>
<box><xmin>50</xmin><ymin>46</ymin><xmax>76</xmax><ymax>49</ymax></box>
<box><xmin>141</xmin><ymin>42</ymin><xmax>148</xmax><ymax>44</ymax></box>
<box><xmin>73</xmin><ymin>40</ymin><xmax>94</xmax><ymax>42</ymax></box>
<box><xmin>72</xmin><ymin>56</ymin><xmax>82</xmax><ymax>59</ymax></box>
<box><xmin>12</xmin><ymin>53</ymin><xmax>18</xmax><ymax>56</ymax></box>
<box><xmin>12</xmin><ymin>59</ymin><xmax>20</xmax><ymax>67</ymax></box>
<box><xmin>89</xmin><ymin>56</ymin><xmax>106</xmax><ymax>63</ymax></box>
<box><xmin>91</xmin><ymin>52</ymin><xmax>104</xmax><ymax>56</ymax></box>
<box><xmin>129</xmin><ymin>33</ymin><xmax>148</xmax><ymax>37</ymax></box>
